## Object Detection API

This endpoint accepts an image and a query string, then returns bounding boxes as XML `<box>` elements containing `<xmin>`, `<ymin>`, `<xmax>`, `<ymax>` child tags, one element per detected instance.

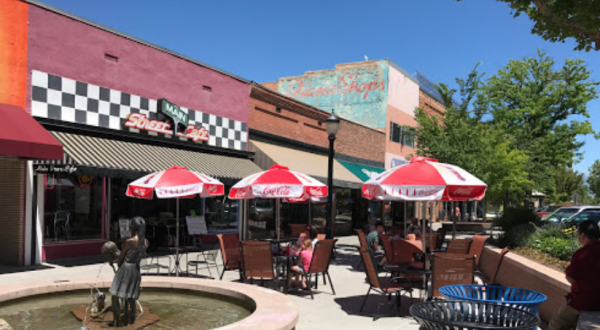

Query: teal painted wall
<box><xmin>278</xmin><ymin>60</ymin><xmax>389</xmax><ymax>129</ymax></box>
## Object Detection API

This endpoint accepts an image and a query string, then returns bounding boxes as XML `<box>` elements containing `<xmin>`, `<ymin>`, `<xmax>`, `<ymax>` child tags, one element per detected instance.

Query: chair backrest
<box><xmin>356</xmin><ymin>229</ymin><xmax>368</xmax><ymax>249</ymax></box>
<box><xmin>309</xmin><ymin>239</ymin><xmax>337</xmax><ymax>274</ymax></box>
<box><xmin>239</xmin><ymin>241</ymin><xmax>275</xmax><ymax>279</ymax></box>
<box><xmin>357</xmin><ymin>247</ymin><xmax>381</xmax><ymax>290</ymax></box>
<box><xmin>432</xmin><ymin>253</ymin><xmax>475</xmax><ymax>298</ymax></box>
<box><xmin>290</xmin><ymin>224</ymin><xmax>305</xmax><ymax>237</ymax></box>
<box><xmin>392</xmin><ymin>238</ymin><xmax>423</xmax><ymax>263</ymax></box>
<box><xmin>379</xmin><ymin>233</ymin><xmax>394</xmax><ymax>263</ymax></box>
<box><xmin>55</xmin><ymin>211</ymin><xmax>70</xmax><ymax>222</ymax></box>
<box><xmin>447</xmin><ymin>239</ymin><xmax>472</xmax><ymax>254</ymax></box>
<box><xmin>468</xmin><ymin>235</ymin><xmax>488</xmax><ymax>266</ymax></box>
<box><xmin>436</xmin><ymin>228</ymin><xmax>447</xmax><ymax>249</ymax></box>
<box><xmin>316</xmin><ymin>234</ymin><xmax>326</xmax><ymax>241</ymax></box>
<box><xmin>217</xmin><ymin>233</ymin><xmax>241</xmax><ymax>270</ymax></box>
<box><xmin>489</xmin><ymin>247</ymin><xmax>509</xmax><ymax>285</ymax></box>
<box><xmin>417</xmin><ymin>233</ymin><xmax>438</xmax><ymax>251</ymax></box>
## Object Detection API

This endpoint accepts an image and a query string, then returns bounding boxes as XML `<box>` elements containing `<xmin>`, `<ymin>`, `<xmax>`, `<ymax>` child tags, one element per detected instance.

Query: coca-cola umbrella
<box><xmin>126</xmin><ymin>166</ymin><xmax>225</xmax><ymax>276</ymax></box>
<box><xmin>362</xmin><ymin>157</ymin><xmax>487</xmax><ymax>249</ymax></box>
<box><xmin>229</xmin><ymin>164</ymin><xmax>328</xmax><ymax>240</ymax></box>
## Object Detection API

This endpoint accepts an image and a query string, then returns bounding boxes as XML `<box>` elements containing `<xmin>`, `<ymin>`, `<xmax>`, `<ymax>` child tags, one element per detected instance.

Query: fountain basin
<box><xmin>0</xmin><ymin>277</ymin><xmax>299</xmax><ymax>330</ymax></box>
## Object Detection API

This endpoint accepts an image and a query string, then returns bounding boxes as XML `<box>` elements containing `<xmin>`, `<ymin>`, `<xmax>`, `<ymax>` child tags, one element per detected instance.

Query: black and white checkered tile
<box><xmin>30</xmin><ymin>70</ymin><xmax>248</xmax><ymax>150</ymax></box>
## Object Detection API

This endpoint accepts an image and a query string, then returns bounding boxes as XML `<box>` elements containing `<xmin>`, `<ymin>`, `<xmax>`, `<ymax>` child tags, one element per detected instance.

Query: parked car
<box><xmin>544</xmin><ymin>206</ymin><xmax>600</xmax><ymax>223</ymax></box>
<box><xmin>564</xmin><ymin>208</ymin><xmax>600</xmax><ymax>224</ymax></box>
<box><xmin>535</xmin><ymin>204</ymin><xmax>583</xmax><ymax>218</ymax></box>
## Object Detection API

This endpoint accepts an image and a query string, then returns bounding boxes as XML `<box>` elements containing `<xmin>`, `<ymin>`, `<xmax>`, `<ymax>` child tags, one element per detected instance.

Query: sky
<box><xmin>39</xmin><ymin>0</ymin><xmax>600</xmax><ymax>175</ymax></box>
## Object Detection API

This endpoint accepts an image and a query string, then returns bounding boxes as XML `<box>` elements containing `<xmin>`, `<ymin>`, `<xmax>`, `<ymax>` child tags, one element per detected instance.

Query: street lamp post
<box><xmin>325</xmin><ymin>110</ymin><xmax>340</xmax><ymax>239</ymax></box>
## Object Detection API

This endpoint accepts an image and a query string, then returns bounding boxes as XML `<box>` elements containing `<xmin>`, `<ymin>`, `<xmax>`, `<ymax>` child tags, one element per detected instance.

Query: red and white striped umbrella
<box><xmin>126</xmin><ymin>166</ymin><xmax>224</xmax><ymax>277</ymax></box>
<box><xmin>126</xmin><ymin>166</ymin><xmax>224</xmax><ymax>199</ymax></box>
<box><xmin>228</xmin><ymin>164</ymin><xmax>327</xmax><ymax>200</ymax></box>
<box><xmin>229</xmin><ymin>164</ymin><xmax>327</xmax><ymax>240</ymax></box>
<box><xmin>362</xmin><ymin>157</ymin><xmax>486</xmax><ymax>201</ymax></box>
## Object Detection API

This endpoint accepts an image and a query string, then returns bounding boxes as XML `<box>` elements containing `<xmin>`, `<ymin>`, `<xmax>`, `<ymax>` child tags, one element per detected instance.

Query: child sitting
<box><xmin>289</xmin><ymin>239</ymin><xmax>313</xmax><ymax>290</ymax></box>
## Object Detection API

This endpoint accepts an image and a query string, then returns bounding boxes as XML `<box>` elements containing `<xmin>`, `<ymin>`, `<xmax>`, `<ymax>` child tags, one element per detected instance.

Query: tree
<box><xmin>587</xmin><ymin>160</ymin><xmax>600</xmax><ymax>201</ymax></box>
<box><xmin>546</xmin><ymin>166</ymin><xmax>584</xmax><ymax>203</ymax></box>
<box><xmin>414</xmin><ymin>66</ymin><xmax>531</xmax><ymax>206</ymax></box>
<box><xmin>477</xmin><ymin>51</ymin><xmax>597</xmax><ymax>194</ymax></box>
<box><xmin>456</xmin><ymin>0</ymin><xmax>600</xmax><ymax>51</ymax></box>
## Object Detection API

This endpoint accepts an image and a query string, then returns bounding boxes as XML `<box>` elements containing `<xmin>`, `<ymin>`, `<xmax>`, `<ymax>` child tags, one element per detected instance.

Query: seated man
<box><xmin>549</xmin><ymin>220</ymin><xmax>600</xmax><ymax>330</ymax></box>
<box><xmin>366</xmin><ymin>221</ymin><xmax>387</xmax><ymax>268</ymax></box>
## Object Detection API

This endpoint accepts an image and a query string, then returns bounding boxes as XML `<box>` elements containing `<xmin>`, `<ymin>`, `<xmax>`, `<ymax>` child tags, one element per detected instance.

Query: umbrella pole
<box><xmin>421</xmin><ymin>202</ymin><xmax>427</xmax><ymax>253</ymax></box>
<box><xmin>452</xmin><ymin>201</ymin><xmax>456</xmax><ymax>240</ymax></box>
<box><xmin>403</xmin><ymin>201</ymin><xmax>407</xmax><ymax>237</ymax></box>
<box><xmin>176</xmin><ymin>197</ymin><xmax>180</xmax><ymax>277</ymax></box>
<box><xmin>276</xmin><ymin>198</ymin><xmax>281</xmax><ymax>240</ymax></box>
<box><xmin>308</xmin><ymin>201</ymin><xmax>312</xmax><ymax>226</ymax></box>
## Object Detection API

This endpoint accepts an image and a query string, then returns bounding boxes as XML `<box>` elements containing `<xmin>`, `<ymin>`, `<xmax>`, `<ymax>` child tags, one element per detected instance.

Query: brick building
<box><xmin>248</xmin><ymin>83</ymin><xmax>391</xmax><ymax>236</ymax></box>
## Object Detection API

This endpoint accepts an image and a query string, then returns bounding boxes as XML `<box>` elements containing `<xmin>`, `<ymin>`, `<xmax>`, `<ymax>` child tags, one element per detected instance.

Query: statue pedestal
<box><xmin>71</xmin><ymin>306</ymin><xmax>160</xmax><ymax>330</ymax></box>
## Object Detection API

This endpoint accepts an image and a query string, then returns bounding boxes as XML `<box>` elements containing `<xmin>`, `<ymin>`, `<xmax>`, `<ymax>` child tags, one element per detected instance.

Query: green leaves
<box><xmin>457</xmin><ymin>0</ymin><xmax>600</xmax><ymax>51</ymax></box>
<box><xmin>587</xmin><ymin>160</ymin><xmax>600</xmax><ymax>200</ymax></box>
<box><xmin>415</xmin><ymin>51</ymin><xmax>597</xmax><ymax>205</ymax></box>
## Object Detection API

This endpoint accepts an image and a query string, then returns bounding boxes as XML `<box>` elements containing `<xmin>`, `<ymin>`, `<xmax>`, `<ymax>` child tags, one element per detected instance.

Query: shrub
<box><xmin>533</xmin><ymin>237</ymin><xmax>579</xmax><ymax>261</ymax></box>
<box><xmin>494</xmin><ymin>206</ymin><xmax>541</xmax><ymax>232</ymax></box>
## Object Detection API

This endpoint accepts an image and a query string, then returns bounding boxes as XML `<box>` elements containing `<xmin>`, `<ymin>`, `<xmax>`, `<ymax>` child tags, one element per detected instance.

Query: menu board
<box><xmin>119</xmin><ymin>218</ymin><xmax>131</xmax><ymax>239</ymax></box>
<box><xmin>186</xmin><ymin>216</ymin><xmax>207</xmax><ymax>235</ymax></box>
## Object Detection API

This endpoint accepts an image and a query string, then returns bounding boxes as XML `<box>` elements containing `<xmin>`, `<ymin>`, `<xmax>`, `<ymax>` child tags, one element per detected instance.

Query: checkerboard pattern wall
<box><xmin>30</xmin><ymin>70</ymin><xmax>248</xmax><ymax>150</ymax></box>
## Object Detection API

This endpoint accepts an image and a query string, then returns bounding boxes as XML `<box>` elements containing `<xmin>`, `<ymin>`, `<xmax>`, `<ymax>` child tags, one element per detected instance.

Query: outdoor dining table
<box><xmin>385</xmin><ymin>262</ymin><xmax>432</xmax><ymax>301</ymax></box>
<box><xmin>274</xmin><ymin>254</ymin><xmax>299</xmax><ymax>294</ymax></box>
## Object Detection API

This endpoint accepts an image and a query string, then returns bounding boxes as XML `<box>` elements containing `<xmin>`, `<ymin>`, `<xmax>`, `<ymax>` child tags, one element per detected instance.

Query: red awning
<box><xmin>0</xmin><ymin>103</ymin><xmax>63</xmax><ymax>160</ymax></box>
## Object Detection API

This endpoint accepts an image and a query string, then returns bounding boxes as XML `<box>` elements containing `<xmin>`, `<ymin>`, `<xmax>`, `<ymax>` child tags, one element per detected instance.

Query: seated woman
<box><xmin>405</xmin><ymin>233</ymin><xmax>424</xmax><ymax>251</ymax></box>
<box><xmin>290</xmin><ymin>225</ymin><xmax>318</xmax><ymax>255</ymax></box>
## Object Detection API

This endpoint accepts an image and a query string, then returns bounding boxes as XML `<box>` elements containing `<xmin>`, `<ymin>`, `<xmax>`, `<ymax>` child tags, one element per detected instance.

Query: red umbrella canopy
<box><xmin>362</xmin><ymin>157</ymin><xmax>487</xmax><ymax>201</ymax></box>
<box><xmin>126</xmin><ymin>166</ymin><xmax>225</xmax><ymax>199</ymax></box>
<box><xmin>229</xmin><ymin>164</ymin><xmax>328</xmax><ymax>199</ymax></box>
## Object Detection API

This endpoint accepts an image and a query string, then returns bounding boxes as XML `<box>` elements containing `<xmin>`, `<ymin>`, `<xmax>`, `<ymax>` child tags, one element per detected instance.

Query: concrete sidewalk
<box><xmin>0</xmin><ymin>236</ymin><xmax>422</xmax><ymax>330</ymax></box>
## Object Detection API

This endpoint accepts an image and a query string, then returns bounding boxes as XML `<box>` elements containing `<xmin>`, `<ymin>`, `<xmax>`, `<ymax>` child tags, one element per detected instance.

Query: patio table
<box><xmin>274</xmin><ymin>255</ymin><xmax>299</xmax><ymax>294</ymax></box>
<box><xmin>385</xmin><ymin>262</ymin><xmax>432</xmax><ymax>301</ymax></box>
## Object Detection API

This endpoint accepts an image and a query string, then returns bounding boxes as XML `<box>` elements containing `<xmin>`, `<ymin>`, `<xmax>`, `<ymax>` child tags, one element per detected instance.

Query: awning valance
<box><xmin>34</xmin><ymin>131</ymin><xmax>262</xmax><ymax>181</ymax></box>
<box><xmin>0</xmin><ymin>104</ymin><xmax>62</xmax><ymax>160</ymax></box>
<box><xmin>249</xmin><ymin>140</ymin><xmax>363</xmax><ymax>189</ymax></box>
<box><xmin>336</xmin><ymin>160</ymin><xmax>385</xmax><ymax>182</ymax></box>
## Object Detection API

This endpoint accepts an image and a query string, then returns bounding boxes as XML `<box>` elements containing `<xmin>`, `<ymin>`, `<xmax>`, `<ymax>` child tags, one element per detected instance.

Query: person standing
<box><xmin>548</xmin><ymin>220</ymin><xmax>600</xmax><ymax>330</ymax></box>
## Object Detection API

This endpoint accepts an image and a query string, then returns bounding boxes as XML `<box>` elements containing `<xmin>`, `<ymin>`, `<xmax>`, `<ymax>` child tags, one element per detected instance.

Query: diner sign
<box><xmin>34</xmin><ymin>164</ymin><xmax>78</xmax><ymax>174</ymax></box>
<box><xmin>159</xmin><ymin>98</ymin><xmax>189</xmax><ymax>134</ymax></box>
<box><xmin>124</xmin><ymin>113</ymin><xmax>209</xmax><ymax>142</ymax></box>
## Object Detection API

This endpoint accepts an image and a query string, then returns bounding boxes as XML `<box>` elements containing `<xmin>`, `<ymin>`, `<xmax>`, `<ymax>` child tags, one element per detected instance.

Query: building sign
<box><xmin>34</xmin><ymin>164</ymin><xmax>78</xmax><ymax>174</ymax></box>
<box><xmin>159</xmin><ymin>99</ymin><xmax>189</xmax><ymax>134</ymax></box>
<box><xmin>385</xmin><ymin>152</ymin><xmax>409</xmax><ymax>170</ymax></box>
<box><xmin>124</xmin><ymin>113</ymin><xmax>209</xmax><ymax>142</ymax></box>
<box><xmin>279</xmin><ymin>61</ymin><xmax>389</xmax><ymax>128</ymax></box>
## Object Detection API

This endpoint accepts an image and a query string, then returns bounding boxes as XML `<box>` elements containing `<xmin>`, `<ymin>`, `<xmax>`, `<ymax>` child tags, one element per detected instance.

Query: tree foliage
<box><xmin>477</xmin><ymin>51</ymin><xmax>597</xmax><ymax>193</ymax></box>
<box><xmin>546</xmin><ymin>166</ymin><xmax>584</xmax><ymax>203</ymax></box>
<box><xmin>456</xmin><ymin>0</ymin><xmax>600</xmax><ymax>51</ymax></box>
<box><xmin>414</xmin><ymin>66</ymin><xmax>530</xmax><ymax>205</ymax></box>
<box><xmin>415</xmin><ymin>52</ymin><xmax>597</xmax><ymax>204</ymax></box>
<box><xmin>587</xmin><ymin>160</ymin><xmax>600</xmax><ymax>200</ymax></box>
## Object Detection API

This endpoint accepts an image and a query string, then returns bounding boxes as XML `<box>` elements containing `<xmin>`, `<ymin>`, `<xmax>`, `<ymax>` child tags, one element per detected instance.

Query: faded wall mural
<box><xmin>279</xmin><ymin>60</ymin><xmax>388</xmax><ymax>128</ymax></box>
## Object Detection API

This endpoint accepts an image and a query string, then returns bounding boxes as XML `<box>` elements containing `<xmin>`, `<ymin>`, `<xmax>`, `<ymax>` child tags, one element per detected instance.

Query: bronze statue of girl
<box><xmin>103</xmin><ymin>216</ymin><xmax>146</xmax><ymax>327</ymax></box>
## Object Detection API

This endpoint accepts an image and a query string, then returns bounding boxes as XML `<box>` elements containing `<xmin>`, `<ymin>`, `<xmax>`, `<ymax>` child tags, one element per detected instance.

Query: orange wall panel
<box><xmin>0</xmin><ymin>0</ymin><xmax>28</xmax><ymax>109</ymax></box>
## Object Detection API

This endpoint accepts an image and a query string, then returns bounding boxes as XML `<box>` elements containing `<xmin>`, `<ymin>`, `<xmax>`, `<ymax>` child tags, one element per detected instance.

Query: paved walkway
<box><xmin>0</xmin><ymin>236</ymin><xmax>426</xmax><ymax>330</ymax></box>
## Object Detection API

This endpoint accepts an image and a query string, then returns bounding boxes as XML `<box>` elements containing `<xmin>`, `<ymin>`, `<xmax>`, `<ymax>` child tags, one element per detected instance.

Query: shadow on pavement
<box><xmin>334</xmin><ymin>294</ymin><xmax>421</xmax><ymax>319</ymax></box>
<box><xmin>0</xmin><ymin>264</ymin><xmax>54</xmax><ymax>274</ymax></box>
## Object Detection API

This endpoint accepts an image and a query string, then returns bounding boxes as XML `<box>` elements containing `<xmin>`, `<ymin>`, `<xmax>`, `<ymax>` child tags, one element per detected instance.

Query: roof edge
<box><xmin>23</xmin><ymin>0</ymin><xmax>251</xmax><ymax>84</ymax></box>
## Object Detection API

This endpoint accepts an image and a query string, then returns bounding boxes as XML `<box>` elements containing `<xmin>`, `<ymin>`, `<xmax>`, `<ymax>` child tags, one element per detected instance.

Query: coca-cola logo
<box><xmin>308</xmin><ymin>186</ymin><xmax>325</xmax><ymax>196</ymax></box>
<box><xmin>263</xmin><ymin>186</ymin><xmax>291</xmax><ymax>196</ymax></box>
<box><xmin>207</xmin><ymin>185</ymin><xmax>218</xmax><ymax>193</ymax></box>
<box><xmin>454</xmin><ymin>187</ymin><xmax>474</xmax><ymax>195</ymax></box>
<box><xmin>134</xmin><ymin>188</ymin><xmax>147</xmax><ymax>196</ymax></box>
<box><xmin>234</xmin><ymin>186</ymin><xmax>250</xmax><ymax>198</ymax></box>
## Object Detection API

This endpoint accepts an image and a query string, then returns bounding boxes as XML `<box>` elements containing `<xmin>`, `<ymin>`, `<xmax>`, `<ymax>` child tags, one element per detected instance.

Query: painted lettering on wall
<box><xmin>287</xmin><ymin>74</ymin><xmax>385</xmax><ymax>100</ymax></box>
<box><xmin>124</xmin><ymin>113</ymin><xmax>209</xmax><ymax>142</ymax></box>
<box><xmin>278</xmin><ymin>61</ymin><xmax>389</xmax><ymax>129</ymax></box>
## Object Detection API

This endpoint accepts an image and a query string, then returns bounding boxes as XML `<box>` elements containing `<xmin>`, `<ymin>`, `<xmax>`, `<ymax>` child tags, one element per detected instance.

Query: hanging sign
<box><xmin>124</xmin><ymin>113</ymin><xmax>209</xmax><ymax>142</ymax></box>
<box><xmin>34</xmin><ymin>164</ymin><xmax>78</xmax><ymax>174</ymax></box>
<box><xmin>159</xmin><ymin>98</ymin><xmax>189</xmax><ymax>134</ymax></box>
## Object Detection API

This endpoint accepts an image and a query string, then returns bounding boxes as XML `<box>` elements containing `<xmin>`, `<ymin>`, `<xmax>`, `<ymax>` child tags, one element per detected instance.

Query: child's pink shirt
<box><xmin>300</xmin><ymin>250</ymin><xmax>313</xmax><ymax>271</ymax></box>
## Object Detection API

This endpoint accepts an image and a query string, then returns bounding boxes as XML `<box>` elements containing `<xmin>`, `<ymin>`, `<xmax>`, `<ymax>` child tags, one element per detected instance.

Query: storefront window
<box><xmin>335</xmin><ymin>189</ymin><xmax>354</xmax><ymax>236</ymax></box>
<box><xmin>44</xmin><ymin>174</ymin><xmax>104</xmax><ymax>242</ymax></box>
<box><xmin>248</xmin><ymin>198</ymin><xmax>275</xmax><ymax>239</ymax></box>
